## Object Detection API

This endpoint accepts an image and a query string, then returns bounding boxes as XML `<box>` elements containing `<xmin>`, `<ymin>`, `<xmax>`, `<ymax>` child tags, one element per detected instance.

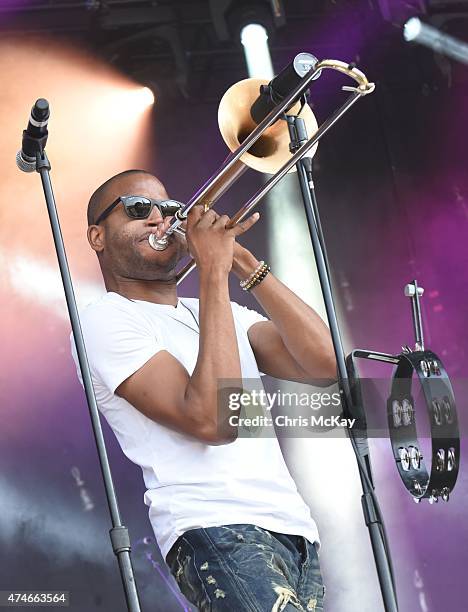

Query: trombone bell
<box><xmin>218</xmin><ymin>78</ymin><xmax>319</xmax><ymax>175</ymax></box>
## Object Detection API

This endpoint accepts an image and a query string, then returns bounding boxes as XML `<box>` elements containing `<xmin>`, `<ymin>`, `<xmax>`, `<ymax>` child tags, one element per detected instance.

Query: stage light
<box><xmin>116</xmin><ymin>86</ymin><xmax>155</xmax><ymax>116</ymax></box>
<box><xmin>1</xmin><ymin>36</ymin><xmax>154</xmax><ymax>319</ymax></box>
<box><xmin>240</xmin><ymin>22</ymin><xmax>268</xmax><ymax>45</ymax></box>
<box><xmin>404</xmin><ymin>17</ymin><xmax>468</xmax><ymax>65</ymax></box>
<box><xmin>130</xmin><ymin>86</ymin><xmax>155</xmax><ymax>110</ymax></box>
<box><xmin>240</xmin><ymin>23</ymin><xmax>274</xmax><ymax>79</ymax></box>
<box><xmin>97</xmin><ymin>84</ymin><xmax>155</xmax><ymax>124</ymax></box>
<box><xmin>139</xmin><ymin>86</ymin><xmax>155</xmax><ymax>107</ymax></box>
<box><xmin>211</xmin><ymin>1</ymin><xmax>285</xmax><ymax>43</ymax></box>
<box><xmin>403</xmin><ymin>17</ymin><xmax>422</xmax><ymax>42</ymax></box>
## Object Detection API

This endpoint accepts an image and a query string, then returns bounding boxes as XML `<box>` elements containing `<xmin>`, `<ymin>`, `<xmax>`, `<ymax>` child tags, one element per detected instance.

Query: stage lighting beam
<box><xmin>239</xmin><ymin>13</ymin><xmax>329</xmax><ymax>324</ymax></box>
<box><xmin>240</xmin><ymin>23</ymin><xmax>274</xmax><ymax>79</ymax></box>
<box><xmin>404</xmin><ymin>17</ymin><xmax>468</xmax><ymax>65</ymax></box>
<box><xmin>238</xmin><ymin>21</ymin><xmax>366</xmax><ymax>610</ymax></box>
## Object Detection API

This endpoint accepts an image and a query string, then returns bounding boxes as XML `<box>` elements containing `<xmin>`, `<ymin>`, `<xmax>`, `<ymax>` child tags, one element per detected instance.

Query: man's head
<box><xmin>87</xmin><ymin>170</ymin><xmax>187</xmax><ymax>286</ymax></box>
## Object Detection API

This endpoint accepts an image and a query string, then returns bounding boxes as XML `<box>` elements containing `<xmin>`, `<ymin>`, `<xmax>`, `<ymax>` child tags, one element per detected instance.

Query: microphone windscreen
<box><xmin>16</xmin><ymin>150</ymin><xmax>36</xmax><ymax>173</ymax></box>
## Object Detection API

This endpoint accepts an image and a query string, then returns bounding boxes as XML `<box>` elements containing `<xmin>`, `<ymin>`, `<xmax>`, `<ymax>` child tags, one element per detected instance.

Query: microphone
<box><xmin>250</xmin><ymin>52</ymin><xmax>321</xmax><ymax>125</ymax></box>
<box><xmin>16</xmin><ymin>98</ymin><xmax>50</xmax><ymax>173</ymax></box>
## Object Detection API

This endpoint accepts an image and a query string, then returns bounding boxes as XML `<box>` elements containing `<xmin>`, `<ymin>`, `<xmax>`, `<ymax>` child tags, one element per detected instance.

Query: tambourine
<box><xmin>387</xmin><ymin>349</ymin><xmax>459</xmax><ymax>503</ymax></box>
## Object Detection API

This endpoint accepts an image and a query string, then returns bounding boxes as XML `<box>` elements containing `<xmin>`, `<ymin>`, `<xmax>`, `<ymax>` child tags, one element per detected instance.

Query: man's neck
<box><xmin>107</xmin><ymin>278</ymin><xmax>178</xmax><ymax>306</ymax></box>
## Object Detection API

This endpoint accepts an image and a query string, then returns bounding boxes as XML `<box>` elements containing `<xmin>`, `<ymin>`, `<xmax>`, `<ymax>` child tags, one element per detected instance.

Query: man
<box><xmin>71</xmin><ymin>169</ymin><xmax>336</xmax><ymax>611</ymax></box>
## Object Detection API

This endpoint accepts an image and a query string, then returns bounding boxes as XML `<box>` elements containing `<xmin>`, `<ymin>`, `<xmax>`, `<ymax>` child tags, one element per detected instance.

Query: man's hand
<box><xmin>185</xmin><ymin>205</ymin><xmax>259</xmax><ymax>275</ymax></box>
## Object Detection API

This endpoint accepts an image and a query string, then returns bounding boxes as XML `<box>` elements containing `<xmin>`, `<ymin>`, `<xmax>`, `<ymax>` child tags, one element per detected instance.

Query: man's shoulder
<box><xmin>75</xmin><ymin>292</ymin><xmax>138</xmax><ymax>332</ymax></box>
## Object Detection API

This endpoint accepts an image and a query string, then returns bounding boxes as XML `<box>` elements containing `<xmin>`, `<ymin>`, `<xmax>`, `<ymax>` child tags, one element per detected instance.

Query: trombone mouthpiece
<box><xmin>148</xmin><ymin>234</ymin><xmax>169</xmax><ymax>251</ymax></box>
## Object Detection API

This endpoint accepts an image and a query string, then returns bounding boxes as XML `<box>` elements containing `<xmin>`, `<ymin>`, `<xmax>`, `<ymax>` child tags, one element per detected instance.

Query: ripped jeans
<box><xmin>166</xmin><ymin>524</ymin><xmax>325</xmax><ymax>612</ymax></box>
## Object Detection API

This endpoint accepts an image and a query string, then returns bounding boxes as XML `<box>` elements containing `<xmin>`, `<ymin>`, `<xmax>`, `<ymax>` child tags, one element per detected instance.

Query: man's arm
<box><xmin>233</xmin><ymin>246</ymin><xmax>337</xmax><ymax>386</ymax></box>
<box><xmin>116</xmin><ymin>269</ymin><xmax>241</xmax><ymax>445</ymax></box>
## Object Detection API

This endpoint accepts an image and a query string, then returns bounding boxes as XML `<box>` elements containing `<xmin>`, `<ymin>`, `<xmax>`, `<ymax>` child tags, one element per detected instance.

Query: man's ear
<box><xmin>87</xmin><ymin>225</ymin><xmax>105</xmax><ymax>253</ymax></box>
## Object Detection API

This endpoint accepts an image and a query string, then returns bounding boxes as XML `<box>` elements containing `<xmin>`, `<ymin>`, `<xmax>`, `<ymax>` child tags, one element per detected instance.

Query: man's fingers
<box><xmin>213</xmin><ymin>213</ymin><xmax>231</xmax><ymax>228</ymax></box>
<box><xmin>230</xmin><ymin>212</ymin><xmax>260</xmax><ymax>236</ymax></box>
<box><xmin>197</xmin><ymin>208</ymin><xmax>219</xmax><ymax>227</ymax></box>
<box><xmin>186</xmin><ymin>204</ymin><xmax>206</xmax><ymax>228</ymax></box>
<box><xmin>207</xmin><ymin>209</ymin><xmax>228</xmax><ymax>227</ymax></box>
<box><xmin>187</xmin><ymin>207</ymin><xmax>259</xmax><ymax>235</ymax></box>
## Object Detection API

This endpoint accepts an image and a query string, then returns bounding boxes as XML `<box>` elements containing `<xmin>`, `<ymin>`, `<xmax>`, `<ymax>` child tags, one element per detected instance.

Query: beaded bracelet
<box><xmin>240</xmin><ymin>260</ymin><xmax>264</xmax><ymax>289</ymax></box>
<box><xmin>240</xmin><ymin>261</ymin><xmax>271</xmax><ymax>291</ymax></box>
<box><xmin>244</xmin><ymin>264</ymin><xmax>270</xmax><ymax>291</ymax></box>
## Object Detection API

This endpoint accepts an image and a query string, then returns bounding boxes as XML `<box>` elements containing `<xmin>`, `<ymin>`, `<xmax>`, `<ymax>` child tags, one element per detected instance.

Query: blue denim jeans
<box><xmin>166</xmin><ymin>524</ymin><xmax>325</xmax><ymax>611</ymax></box>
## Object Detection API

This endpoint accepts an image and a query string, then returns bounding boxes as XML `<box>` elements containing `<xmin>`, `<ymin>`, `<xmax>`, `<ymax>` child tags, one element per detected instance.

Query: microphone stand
<box><xmin>33</xmin><ymin>149</ymin><xmax>142</xmax><ymax>612</ymax></box>
<box><xmin>286</xmin><ymin>114</ymin><xmax>399</xmax><ymax>612</ymax></box>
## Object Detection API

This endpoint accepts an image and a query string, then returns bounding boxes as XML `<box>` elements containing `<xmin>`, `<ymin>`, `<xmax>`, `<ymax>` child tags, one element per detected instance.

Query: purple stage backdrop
<box><xmin>0</xmin><ymin>1</ymin><xmax>467</xmax><ymax>611</ymax></box>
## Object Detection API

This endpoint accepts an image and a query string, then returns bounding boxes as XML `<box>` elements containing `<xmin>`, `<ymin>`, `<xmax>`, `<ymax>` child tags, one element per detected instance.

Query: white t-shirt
<box><xmin>70</xmin><ymin>291</ymin><xmax>320</xmax><ymax>560</ymax></box>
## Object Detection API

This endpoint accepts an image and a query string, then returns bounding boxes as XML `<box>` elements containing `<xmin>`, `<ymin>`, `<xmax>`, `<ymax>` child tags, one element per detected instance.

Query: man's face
<box><xmin>88</xmin><ymin>174</ymin><xmax>188</xmax><ymax>282</ymax></box>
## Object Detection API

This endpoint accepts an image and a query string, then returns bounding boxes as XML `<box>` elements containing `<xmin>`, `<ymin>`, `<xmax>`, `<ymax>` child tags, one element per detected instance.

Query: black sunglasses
<box><xmin>94</xmin><ymin>195</ymin><xmax>184</xmax><ymax>225</ymax></box>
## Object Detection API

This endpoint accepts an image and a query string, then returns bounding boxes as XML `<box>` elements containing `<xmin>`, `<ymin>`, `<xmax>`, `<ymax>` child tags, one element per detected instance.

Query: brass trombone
<box><xmin>149</xmin><ymin>59</ymin><xmax>375</xmax><ymax>283</ymax></box>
